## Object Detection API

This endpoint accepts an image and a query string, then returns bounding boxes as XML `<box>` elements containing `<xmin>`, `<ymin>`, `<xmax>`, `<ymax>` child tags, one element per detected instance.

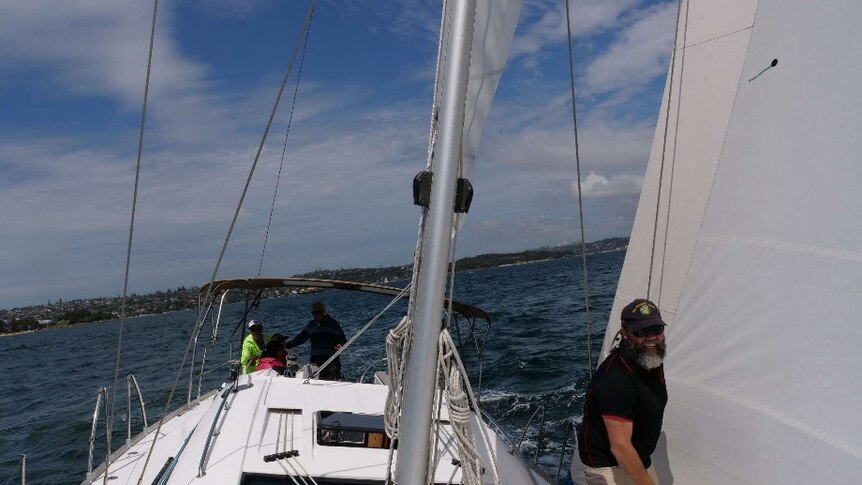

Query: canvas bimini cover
<box><xmin>198</xmin><ymin>277</ymin><xmax>490</xmax><ymax>323</ymax></box>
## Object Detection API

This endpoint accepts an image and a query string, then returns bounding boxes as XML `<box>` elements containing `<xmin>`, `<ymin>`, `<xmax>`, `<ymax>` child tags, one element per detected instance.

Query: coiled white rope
<box><xmin>437</xmin><ymin>332</ymin><xmax>482</xmax><ymax>485</ymax></box>
<box><xmin>384</xmin><ymin>315</ymin><xmax>412</xmax><ymax>439</ymax></box>
<box><xmin>438</xmin><ymin>329</ymin><xmax>502</xmax><ymax>485</ymax></box>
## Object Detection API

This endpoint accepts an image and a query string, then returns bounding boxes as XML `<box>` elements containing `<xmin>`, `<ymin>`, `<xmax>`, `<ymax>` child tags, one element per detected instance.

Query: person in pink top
<box><xmin>256</xmin><ymin>337</ymin><xmax>287</xmax><ymax>373</ymax></box>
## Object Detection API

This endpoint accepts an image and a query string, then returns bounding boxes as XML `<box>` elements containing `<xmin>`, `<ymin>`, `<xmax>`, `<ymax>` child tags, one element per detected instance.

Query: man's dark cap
<box><xmin>310</xmin><ymin>301</ymin><xmax>325</xmax><ymax>312</ymax></box>
<box><xmin>620</xmin><ymin>298</ymin><xmax>665</xmax><ymax>332</ymax></box>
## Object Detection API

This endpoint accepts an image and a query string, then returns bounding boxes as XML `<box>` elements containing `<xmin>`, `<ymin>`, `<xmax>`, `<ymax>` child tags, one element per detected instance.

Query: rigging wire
<box><xmin>564</xmin><ymin>0</ymin><xmax>594</xmax><ymax>374</ymax></box>
<box><xmin>135</xmin><ymin>2</ymin><xmax>318</xmax><ymax>482</ymax></box>
<box><xmin>647</xmin><ymin>0</ymin><xmax>685</xmax><ymax>299</ymax></box>
<box><xmin>310</xmin><ymin>283</ymin><xmax>412</xmax><ymax>380</ymax></box>
<box><xmin>657</xmin><ymin>0</ymin><xmax>691</xmax><ymax>306</ymax></box>
<box><xmin>258</xmin><ymin>5</ymin><xmax>315</xmax><ymax>276</ymax></box>
<box><xmin>105</xmin><ymin>0</ymin><xmax>159</xmax><ymax>482</ymax></box>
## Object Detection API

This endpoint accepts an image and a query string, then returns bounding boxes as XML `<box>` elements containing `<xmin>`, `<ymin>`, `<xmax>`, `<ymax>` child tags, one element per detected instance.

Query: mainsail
<box><xmin>432</xmin><ymin>0</ymin><xmax>522</xmax><ymax>182</ymax></box>
<box><xmin>606</xmin><ymin>0</ymin><xmax>862</xmax><ymax>483</ymax></box>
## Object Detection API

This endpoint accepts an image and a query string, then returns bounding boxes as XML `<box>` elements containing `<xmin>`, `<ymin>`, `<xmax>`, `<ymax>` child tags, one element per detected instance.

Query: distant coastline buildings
<box><xmin>1</xmin><ymin>237</ymin><xmax>627</xmax><ymax>335</ymax></box>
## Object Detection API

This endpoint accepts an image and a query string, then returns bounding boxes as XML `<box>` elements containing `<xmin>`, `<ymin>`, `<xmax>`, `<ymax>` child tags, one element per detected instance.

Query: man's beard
<box><xmin>620</xmin><ymin>337</ymin><xmax>666</xmax><ymax>370</ymax></box>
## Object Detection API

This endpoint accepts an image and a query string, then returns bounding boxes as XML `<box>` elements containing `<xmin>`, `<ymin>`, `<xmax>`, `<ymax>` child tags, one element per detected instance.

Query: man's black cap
<box><xmin>620</xmin><ymin>298</ymin><xmax>666</xmax><ymax>332</ymax></box>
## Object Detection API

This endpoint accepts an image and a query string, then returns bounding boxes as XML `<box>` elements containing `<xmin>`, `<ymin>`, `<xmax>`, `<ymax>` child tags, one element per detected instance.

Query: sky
<box><xmin>0</xmin><ymin>0</ymin><xmax>677</xmax><ymax>309</ymax></box>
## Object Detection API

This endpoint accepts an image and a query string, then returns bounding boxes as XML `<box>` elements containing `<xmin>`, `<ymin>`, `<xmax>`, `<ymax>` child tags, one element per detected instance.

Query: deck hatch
<box><xmin>316</xmin><ymin>411</ymin><xmax>394</xmax><ymax>449</ymax></box>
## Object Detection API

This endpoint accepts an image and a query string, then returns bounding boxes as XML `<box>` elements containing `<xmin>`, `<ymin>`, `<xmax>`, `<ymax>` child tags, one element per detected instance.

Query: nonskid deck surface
<box><xmin>86</xmin><ymin>370</ymin><xmax>550</xmax><ymax>484</ymax></box>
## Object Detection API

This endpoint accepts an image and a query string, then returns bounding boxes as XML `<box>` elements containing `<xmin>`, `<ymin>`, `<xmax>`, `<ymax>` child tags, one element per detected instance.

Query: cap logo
<box><xmin>635</xmin><ymin>302</ymin><xmax>654</xmax><ymax>315</ymax></box>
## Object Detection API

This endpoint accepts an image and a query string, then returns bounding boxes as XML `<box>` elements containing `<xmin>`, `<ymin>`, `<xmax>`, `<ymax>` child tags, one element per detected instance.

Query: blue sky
<box><xmin>0</xmin><ymin>0</ymin><xmax>676</xmax><ymax>308</ymax></box>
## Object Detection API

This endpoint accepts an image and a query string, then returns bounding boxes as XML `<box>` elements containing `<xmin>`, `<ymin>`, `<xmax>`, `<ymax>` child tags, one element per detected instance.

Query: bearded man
<box><xmin>578</xmin><ymin>299</ymin><xmax>668</xmax><ymax>485</ymax></box>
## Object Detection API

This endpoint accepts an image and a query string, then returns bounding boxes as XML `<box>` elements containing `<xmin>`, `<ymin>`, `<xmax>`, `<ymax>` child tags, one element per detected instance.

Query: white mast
<box><xmin>396</xmin><ymin>0</ymin><xmax>477</xmax><ymax>482</ymax></box>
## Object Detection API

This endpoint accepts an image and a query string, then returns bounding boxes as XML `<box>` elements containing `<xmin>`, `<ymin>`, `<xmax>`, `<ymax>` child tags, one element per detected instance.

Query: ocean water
<box><xmin>0</xmin><ymin>251</ymin><xmax>623</xmax><ymax>484</ymax></box>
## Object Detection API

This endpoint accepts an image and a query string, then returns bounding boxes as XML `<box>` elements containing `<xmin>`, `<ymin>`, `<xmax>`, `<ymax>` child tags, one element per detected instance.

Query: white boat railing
<box><xmin>196</xmin><ymin>348</ymin><xmax>208</xmax><ymax>400</ymax></box>
<box><xmin>86</xmin><ymin>373</ymin><xmax>149</xmax><ymax>481</ymax></box>
<box><xmin>126</xmin><ymin>373</ymin><xmax>148</xmax><ymax>444</ymax></box>
<box><xmin>556</xmin><ymin>420</ymin><xmax>577</xmax><ymax>483</ymax></box>
<box><xmin>515</xmin><ymin>405</ymin><xmax>546</xmax><ymax>466</ymax></box>
<box><xmin>18</xmin><ymin>453</ymin><xmax>26</xmax><ymax>485</ymax></box>
<box><xmin>86</xmin><ymin>387</ymin><xmax>108</xmax><ymax>482</ymax></box>
<box><xmin>358</xmin><ymin>358</ymin><xmax>388</xmax><ymax>383</ymax></box>
<box><xmin>480</xmin><ymin>410</ymin><xmax>543</xmax><ymax>485</ymax></box>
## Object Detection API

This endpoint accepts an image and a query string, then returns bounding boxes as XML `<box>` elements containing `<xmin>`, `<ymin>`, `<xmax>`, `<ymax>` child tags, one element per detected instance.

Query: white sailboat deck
<box><xmin>86</xmin><ymin>368</ymin><xmax>546</xmax><ymax>485</ymax></box>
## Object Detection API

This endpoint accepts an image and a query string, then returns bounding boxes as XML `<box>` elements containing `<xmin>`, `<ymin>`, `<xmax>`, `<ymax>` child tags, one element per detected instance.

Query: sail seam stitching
<box><xmin>670</xmin><ymin>2</ymin><xmax>761</xmax><ymax>335</ymax></box>
<box><xmin>701</xmin><ymin>234</ymin><xmax>862</xmax><ymax>262</ymax></box>
<box><xmin>668</xmin><ymin>377</ymin><xmax>862</xmax><ymax>459</ymax></box>
<box><xmin>683</xmin><ymin>25</ymin><xmax>753</xmax><ymax>49</ymax></box>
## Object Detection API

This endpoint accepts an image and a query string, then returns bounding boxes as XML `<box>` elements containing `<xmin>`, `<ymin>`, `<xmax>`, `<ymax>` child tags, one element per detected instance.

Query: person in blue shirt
<box><xmin>285</xmin><ymin>302</ymin><xmax>347</xmax><ymax>380</ymax></box>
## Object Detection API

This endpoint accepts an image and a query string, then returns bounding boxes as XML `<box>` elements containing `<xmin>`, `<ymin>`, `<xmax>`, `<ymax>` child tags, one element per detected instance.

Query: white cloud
<box><xmin>0</xmin><ymin>1</ymin><xmax>203</xmax><ymax>106</ymax></box>
<box><xmin>576</xmin><ymin>171</ymin><xmax>643</xmax><ymax>198</ymax></box>
<box><xmin>512</xmin><ymin>0</ymin><xmax>638</xmax><ymax>60</ymax></box>
<box><xmin>581</xmin><ymin>1</ymin><xmax>677</xmax><ymax>97</ymax></box>
<box><xmin>0</xmin><ymin>0</ymin><xmax>673</xmax><ymax>307</ymax></box>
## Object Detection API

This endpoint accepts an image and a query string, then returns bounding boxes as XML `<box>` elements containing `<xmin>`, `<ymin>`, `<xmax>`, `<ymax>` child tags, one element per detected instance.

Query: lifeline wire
<box><xmin>105</xmin><ymin>1</ymin><xmax>159</xmax><ymax>482</ymax></box>
<box><xmin>564</xmin><ymin>0</ymin><xmax>594</xmax><ymax>374</ymax></box>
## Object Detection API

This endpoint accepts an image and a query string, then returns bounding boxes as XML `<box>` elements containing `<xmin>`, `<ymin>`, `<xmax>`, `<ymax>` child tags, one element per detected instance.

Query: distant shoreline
<box><xmin>2</xmin><ymin>241</ymin><xmax>628</xmax><ymax>336</ymax></box>
<box><xmin>0</xmin><ymin>310</ymin><xmax>175</xmax><ymax>338</ymax></box>
<box><xmin>0</xmin><ymin>329</ymin><xmax>36</xmax><ymax>338</ymax></box>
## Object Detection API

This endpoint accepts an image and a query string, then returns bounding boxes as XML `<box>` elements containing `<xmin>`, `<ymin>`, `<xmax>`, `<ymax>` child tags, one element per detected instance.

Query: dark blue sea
<box><xmin>0</xmin><ymin>252</ymin><xmax>623</xmax><ymax>484</ymax></box>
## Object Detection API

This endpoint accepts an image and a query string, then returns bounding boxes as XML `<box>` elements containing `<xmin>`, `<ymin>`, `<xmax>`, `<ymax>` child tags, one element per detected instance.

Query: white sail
<box><xmin>604</xmin><ymin>0</ymin><xmax>757</xmax><ymax>344</ymax></box>
<box><xmin>606</xmin><ymin>0</ymin><xmax>862</xmax><ymax>483</ymax></box>
<box><xmin>461</xmin><ymin>0</ymin><xmax>521</xmax><ymax>177</ymax></box>
<box><xmin>433</xmin><ymin>0</ymin><xmax>521</xmax><ymax>181</ymax></box>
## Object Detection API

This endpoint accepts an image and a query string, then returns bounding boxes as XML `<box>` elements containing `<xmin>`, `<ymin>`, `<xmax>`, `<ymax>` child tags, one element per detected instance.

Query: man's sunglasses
<box><xmin>631</xmin><ymin>324</ymin><xmax>665</xmax><ymax>338</ymax></box>
<box><xmin>311</xmin><ymin>310</ymin><xmax>323</xmax><ymax>316</ymax></box>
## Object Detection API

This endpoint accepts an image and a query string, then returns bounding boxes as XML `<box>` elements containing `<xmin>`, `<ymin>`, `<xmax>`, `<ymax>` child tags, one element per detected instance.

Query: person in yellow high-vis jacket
<box><xmin>241</xmin><ymin>319</ymin><xmax>270</xmax><ymax>374</ymax></box>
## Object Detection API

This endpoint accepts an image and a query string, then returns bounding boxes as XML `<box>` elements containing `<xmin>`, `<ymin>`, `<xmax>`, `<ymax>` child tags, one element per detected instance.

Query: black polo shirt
<box><xmin>578</xmin><ymin>348</ymin><xmax>667</xmax><ymax>468</ymax></box>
